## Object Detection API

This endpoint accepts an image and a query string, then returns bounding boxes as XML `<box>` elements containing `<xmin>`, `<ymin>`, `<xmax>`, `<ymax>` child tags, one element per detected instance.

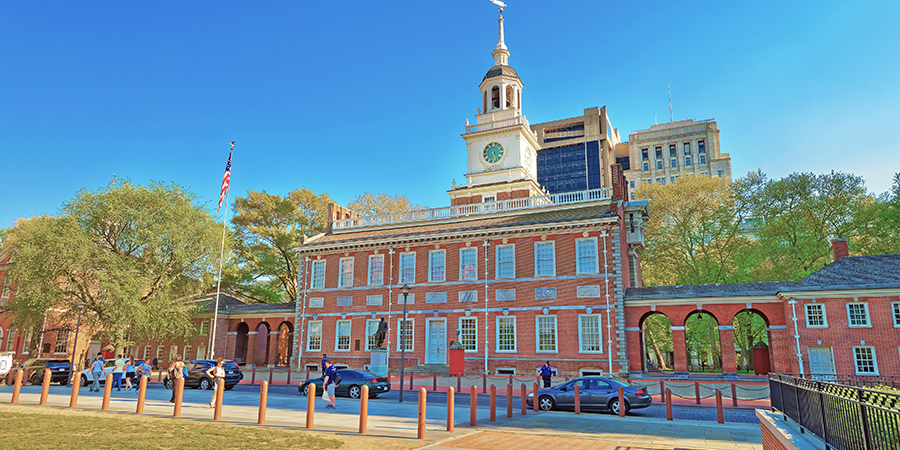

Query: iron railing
<box><xmin>769</xmin><ymin>373</ymin><xmax>900</xmax><ymax>450</ymax></box>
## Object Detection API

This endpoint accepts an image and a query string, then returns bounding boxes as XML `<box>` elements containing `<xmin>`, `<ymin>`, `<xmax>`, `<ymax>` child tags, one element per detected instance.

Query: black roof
<box><xmin>626</xmin><ymin>254</ymin><xmax>900</xmax><ymax>299</ymax></box>
<box><xmin>195</xmin><ymin>293</ymin><xmax>294</xmax><ymax>314</ymax></box>
<box><xmin>483</xmin><ymin>65</ymin><xmax>519</xmax><ymax>81</ymax></box>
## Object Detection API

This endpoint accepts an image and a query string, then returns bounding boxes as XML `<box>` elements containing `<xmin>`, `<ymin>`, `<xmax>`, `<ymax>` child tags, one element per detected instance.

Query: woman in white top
<box><xmin>206</xmin><ymin>357</ymin><xmax>226</xmax><ymax>408</ymax></box>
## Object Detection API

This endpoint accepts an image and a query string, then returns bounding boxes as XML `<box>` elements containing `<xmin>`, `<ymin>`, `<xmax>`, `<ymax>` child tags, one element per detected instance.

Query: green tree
<box><xmin>346</xmin><ymin>192</ymin><xmax>423</xmax><ymax>216</ymax></box>
<box><xmin>227</xmin><ymin>188</ymin><xmax>332</xmax><ymax>303</ymax></box>
<box><xmin>635</xmin><ymin>174</ymin><xmax>754</xmax><ymax>286</ymax></box>
<box><xmin>1</xmin><ymin>180</ymin><xmax>223</xmax><ymax>356</ymax></box>
<box><xmin>854</xmin><ymin>172</ymin><xmax>900</xmax><ymax>256</ymax></box>
<box><xmin>642</xmin><ymin>314</ymin><xmax>673</xmax><ymax>371</ymax></box>
<box><xmin>732</xmin><ymin>311</ymin><xmax>768</xmax><ymax>372</ymax></box>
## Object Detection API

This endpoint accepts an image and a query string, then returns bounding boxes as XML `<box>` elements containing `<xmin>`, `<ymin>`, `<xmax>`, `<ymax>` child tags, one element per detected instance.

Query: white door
<box><xmin>808</xmin><ymin>346</ymin><xmax>835</xmax><ymax>380</ymax></box>
<box><xmin>426</xmin><ymin>319</ymin><xmax>446</xmax><ymax>364</ymax></box>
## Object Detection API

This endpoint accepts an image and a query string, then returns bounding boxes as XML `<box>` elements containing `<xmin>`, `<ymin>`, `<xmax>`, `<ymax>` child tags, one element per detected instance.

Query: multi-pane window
<box><xmin>307</xmin><ymin>321</ymin><xmax>322</xmax><ymax>351</ymax></box>
<box><xmin>655</xmin><ymin>146</ymin><xmax>662</xmax><ymax>159</ymax></box>
<box><xmin>399</xmin><ymin>252</ymin><xmax>416</xmax><ymax>284</ymax></box>
<box><xmin>642</xmin><ymin>162</ymin><xmax>649</xmax><ymax>171</ymax></box>
<box><xmin>671</xmin><ymin>176</ymin><xmax>677</xmax><ymax>183</ymax></box>
<box><xmin>53</xmin><ymin>328</ymin><xmax>70</xmax><ymax>354</ymax></box>
<box><xmin>459</xmin><ymin>248</ymin><xmax>478</xmax><ymax>280</ymax></box>
<box><xmin>669</xmin><ymin>144</ymin><xmax>676</xmax><ymax>157</ymax></box>
<box><xmin>429</xmin><ymin>250</ymin><xmax>446</xmax><ymax>282</ymax></box>
<box><xmin>368</xmin><ymin>255</ymin><xmax>384</xmax><ymax>286</ymax></box>
<box><xmin>575</xmin><ymin>238</ymin><xmax>598</xmax><ymax>274</ymax></box>
<box><xmin>169</xmin><ymin>346</ymin><xmax>179</xmax><ymax>362</ymax></box>
<box><xmin>0</xmin><ymin>275</ymin><xmax>9</xmax><ymax>304</ymax></box>
<box><xmin>183</xmin><ymin>346</ymin><xmax>192</xmax><ymax>361</ymax></box>
<box><xmin>537</xmin><ymin>315</ymin><xmax>558</xmax><ymax>352</ymax></box>
<box><xmin>339</xmin><ymin>257</ymin><xmax>354</xmax><ymax>287</ymax></box>
<box><xmin>578</xmin><ymin>315</ymin><xmax>602</xmax><ymax>353</ymax></box>
<box><xmin>683</xmin><ymin>142</ymin><xmax>691</xmax><ymax>155</ymax></box>
<box><xmin>156</xmin><ymin>345</ymin><xmax>165</xmax><ymax>361</ymax></box>
<box><xmin>397</xmin><ymin>319</ymin><xmax>414</xmax><ymax>351</ymax></box>
<box><xmin>335</xmin><ymin>320</ymin><xmax>351</xmax><ymax>351</ymax></box>
<box><xmin>311</xmin><ymin>260</ymin><xmax>326</xmax><ymax>289</ymax></box>
<box><xmin>699</xmin><ymin>154</ymin><xmax>707</xmax><ymax>164</ymax></box>
<box><xmin>698</xmin><ymin>140</ymin><xmax>706</xmax><ymax>153</ymax></box>
<box><xmin>199</xmin><ymin>321</ymin><xmax>209</xmax><ymax>336</ymax></box>
<box><xmin>366</xmin><ymin>319</ymin><xmax>379</xmax><ymax>351</ymax></box>
<box><xmin>805</xmin><ymin>303</ymin><xmax>827</xmax><ymax>327</ymax></box>
<box><xmin>629</xmin><ymin>181</ymin><xmax>635</xmax><ymax>189</ymax></box>
<box><xmin>656</xmin><ymin>160</ymin><xmax>663</xmax><ymax>170</ymax></box>
<box><xmin>892</xmin><ymin>302</ymin><xmax>900</xmax><ymax>327</ymax></box>
<box><xmin>853</xmin><ymin>346</ymin><xmax>878</xmax><ymax>375</ymax></box>
<box><xmin>685</xmin><ymin>156</ymin><xmax>692</xmax><ymax>165</ymax></box>
<box><xmin>641</xmin><ymin>148</ymin><xmax>648</xmax><ymax>160</ymax></box>
<box><xmin>5</xmin><ymin>329</ymin><xmax>15</xmax><ymax>352</ymax></box>
<box><xmin>143</xmin><ymin>346</ymin><xmax>152</xmax><ymax>360</ymax></box>
<box><xmin>459</xmin><ymin>317</ymin><xmax>477</xmax><ymax>351</ymax></box>
<box><xmin>534</xmin><ymin>242</ymin><xmax>555</xmax><ymax>276</ymax></box>
<box><xmin>496</xmin><ymin>245</ymin><xmax>515</xmax><ymax>279</ymax></box>
<box><xmin>847</xmin><ymin>303</ymin><xmax>870</xmax><ymax>327</ymax></box>
<box><xmin>496</xmin><ymin>316</ymin><xmax>516</xmax><ymax>352</ymax></box>
<box><xmin>670</xmin><ymin>158</ymin><xmax>677</xmax><ymax>168</ymax></box>
<box><xmin>718</xmin><ymin>170</ymin><xmax>724</xmax><ymax>178</ymax></box>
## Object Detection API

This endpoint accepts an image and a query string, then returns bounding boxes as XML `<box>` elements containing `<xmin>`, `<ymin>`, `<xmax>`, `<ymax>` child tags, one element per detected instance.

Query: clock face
<box><xmin>483</xmin><ymin>142</ymin><xmax>504</xmax><ymax>164</ymax></box>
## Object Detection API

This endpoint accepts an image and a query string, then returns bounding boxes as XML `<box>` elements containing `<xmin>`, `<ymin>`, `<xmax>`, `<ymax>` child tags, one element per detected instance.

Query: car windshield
<box><xmin>610</xmin><ymin>378</ymin><xmax>631</xmax><ymax>386</ymax></box>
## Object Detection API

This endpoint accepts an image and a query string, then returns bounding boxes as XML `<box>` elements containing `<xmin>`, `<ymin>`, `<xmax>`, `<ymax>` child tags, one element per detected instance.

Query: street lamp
<box><xmin>68</xmin><ymin>302</ymin><xmax>86</xmax><ymax>383</ymax></box>
<box><xmin>398</xmin><ymin>284</ymin><xmax>410</xmax><ymax>403</ymax></box>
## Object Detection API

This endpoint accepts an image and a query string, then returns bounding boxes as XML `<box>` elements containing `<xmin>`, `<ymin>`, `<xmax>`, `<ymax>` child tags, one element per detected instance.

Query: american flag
<box><xmin>217</xmin><ymin>142</ymin><xmax>234</xmax><ymax>211</ymax></box>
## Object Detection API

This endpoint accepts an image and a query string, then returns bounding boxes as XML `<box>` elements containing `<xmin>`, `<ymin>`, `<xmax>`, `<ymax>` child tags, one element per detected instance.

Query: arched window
<box><xmin>491</xmin><ymin>86</ymin><xmax>500</xmax><ymax>109</ymax></box>
<box><xmin>517</xmin><ymin>89</ymin><xmax>521</xmax><ymax>111</ymax></box>
<box><xmin>505</xmin><ymin>86</ymin><xmax>513</xmax><ymax>108</ymax></box>
<box><xmin>482</xmin><ymin>90</ymin><xmax>487</xmax><ymax>114</ymax></box>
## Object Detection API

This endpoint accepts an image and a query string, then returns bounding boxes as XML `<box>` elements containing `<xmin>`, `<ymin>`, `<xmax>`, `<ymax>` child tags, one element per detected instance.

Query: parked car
<box><xmin>525</xmin><ymin>377</ymin><xmax>651</xmax><ymax>414</ymax></box>
<box><xmin>163</xmin><ymin>360</ymin><xmax>243</xmax><ymax>390</ymax></box>
<box><xmin>18</xmin><ymin>359</ymin><xmax>72</xmax><ymax>386</ymax></box>
<box><xmin>298</xmin><ymin>369</ymin><xmax>390</xmax><ymax>399</ymax></box>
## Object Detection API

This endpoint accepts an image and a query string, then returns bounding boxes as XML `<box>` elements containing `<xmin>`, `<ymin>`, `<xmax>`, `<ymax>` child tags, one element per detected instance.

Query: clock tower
<box><xmin>449</xmin><ymin>9</ymin><xmax>544</xmax><ymax>206</ymax></box>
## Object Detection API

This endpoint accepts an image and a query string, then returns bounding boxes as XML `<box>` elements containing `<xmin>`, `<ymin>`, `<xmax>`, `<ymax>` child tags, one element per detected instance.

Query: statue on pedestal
<box><xmin>373</xmin><ymin>317</ymin><xmax>388</xmax><ymax>349</ymax></box>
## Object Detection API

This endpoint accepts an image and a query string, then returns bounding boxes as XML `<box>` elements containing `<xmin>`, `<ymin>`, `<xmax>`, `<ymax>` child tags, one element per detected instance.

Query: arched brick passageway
<box><xmin>234</xmin><ymin>323</ymin><xmax>249</xmax><ymax>364</ymax></box>
<box><xmin>639</xmin><ymin>312</ymin><xmax>673</xmax><ymax>372</ymax></box>
<box><xmin>732</xmin><ymin>309</ymin><xmax>770</xmax><ymax>374</ymax></box>
<box><xmin>277</xmin><ymin>321</ymin><xmax>293</xmax><ymax>367</ymax></box>
<box><xmin>685</xmin><ymin>311</ymin><xmax>722</xmax><ymax>373</ymax></box>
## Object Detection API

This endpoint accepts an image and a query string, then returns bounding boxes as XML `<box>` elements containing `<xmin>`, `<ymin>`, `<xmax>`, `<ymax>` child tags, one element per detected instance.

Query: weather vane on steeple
<box><xmin>490</xmin><ymin>0</ymin><xmax>506</xmax><ymax>14</ymax></box>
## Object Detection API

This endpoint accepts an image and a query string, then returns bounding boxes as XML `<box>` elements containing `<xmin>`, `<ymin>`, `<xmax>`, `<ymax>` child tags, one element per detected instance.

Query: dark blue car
<box><xmin>526</xmin><ymin>376</ymin><xmax>651</xmax><ymax>414</ymax></box>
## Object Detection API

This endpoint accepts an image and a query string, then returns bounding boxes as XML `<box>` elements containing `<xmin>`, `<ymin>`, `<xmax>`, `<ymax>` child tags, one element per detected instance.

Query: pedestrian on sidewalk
<box><xmin>206</xmin><ymin>357</ymin><xmax>226</xmax><ymax>408</ymax></box>
<box><xmin>321</xmin><ymin>354</ymin><xmax>328</xmax><ymax>372</ymax></box>
<box><xmin>539</xmin><ymin>361</ymin><xmax>553</xmax><ymax>388</ymax></box>
<box><xmin>124</xmin><ymin>357</ymin><xmax>135</xmax><ymax>390</ymax></box>
<box><xmin>168</xmin><ymin>355</ymin><xmax>185</xmax><ymax>403</ymax></box>
<box><xmin>134</xmin><ymin>358</ymin><xmax>152</xmax><ymax>391</ymax></box>
<box><xmin>323</xmin><ymin>360</ymin><xmax>337</xmax><ymax>409</ymax></box>
<box><xmin>112</xmin><ymin>354</ymin><xmax>126</xmax><ymax>391</ymax></box>
<box><xmin>90</xmin><ymin>357</ymin><xmax>104</xmax><ymax>392</ymax></box>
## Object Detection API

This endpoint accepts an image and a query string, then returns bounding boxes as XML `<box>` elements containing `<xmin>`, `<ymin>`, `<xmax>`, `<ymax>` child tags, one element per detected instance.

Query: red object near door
<box><xmin>752</xmin><ymin>341</ymin><xmax>771</xmax><ymax>375</ymax></box>
<box><xmin>448</xmin><ymin>348</ymin><xmax>465</xmax><ymax>376</ymax></box>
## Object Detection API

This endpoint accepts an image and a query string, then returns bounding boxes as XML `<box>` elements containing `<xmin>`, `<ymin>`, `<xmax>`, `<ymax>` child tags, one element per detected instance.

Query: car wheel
<box><xmin>81</xmin><ymin>376</ymin><xmax>89</xmax><ymax>387</ymax></box>
<box><xmin>60</xmin><ymin>379</ymin><xmax>68</xmax><ymax>386</ymax></box>
<box><xmin>609</xmin><ymin>398</ymin><xmax>629</xmax><ymax>415</ymax></box>
<box><xmin>199</xmin><ymin>377</ymin><xmax>212</xmax><ymax>390</ymax></box>
<box><xmin>538</xmin><ymin>396</ymin><xmax>555</xmax><ymax>411</ymax></box>
<box><xmin>348</xmin><ymin>385</ymin><xmax>361</xmax><ymax>399</ymax></box>
<box><xmin>29</xmin><ymin>374</ymin><xmax>41</xmax><ymax>386</ymax></box>
<box><xmin>302</xmin><ymin>383</ymin><xmax>313</xmax><ymax>396</ymax></box>
<box><xmin>224</xmin><ymin>384</ymin><xmax>234</xmax><ymax>391</ymax></box>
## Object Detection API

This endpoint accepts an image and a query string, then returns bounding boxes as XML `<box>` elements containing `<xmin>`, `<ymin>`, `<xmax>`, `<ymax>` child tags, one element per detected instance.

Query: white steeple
<box><xmin>492</xmin><ymin>11</ymin><xmax>509</xmax><ymax>66</ymax></box>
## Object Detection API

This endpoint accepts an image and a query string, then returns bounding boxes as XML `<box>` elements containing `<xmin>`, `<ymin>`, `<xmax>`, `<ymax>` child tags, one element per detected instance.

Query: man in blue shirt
<box><xmin>321</xmin><ymin>354</ymin><xmax>328</xmax><ymax>372</ymax></box>
<box><xmin>539</xmin><ymin>361</ymin><xmax>553</xmax><ymax>388</ymax></box>
<box><xmin>323</xmin><ymin>360</ymin><xmax>337</xmax><ymax>409</ymax></box>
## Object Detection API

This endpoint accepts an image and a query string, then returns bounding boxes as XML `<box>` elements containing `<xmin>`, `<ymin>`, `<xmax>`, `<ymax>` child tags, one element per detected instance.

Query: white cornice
<box><xmin>778</xmin><ymin>288</ymin><xmax>900</xmax><ymax>300</ymax></box>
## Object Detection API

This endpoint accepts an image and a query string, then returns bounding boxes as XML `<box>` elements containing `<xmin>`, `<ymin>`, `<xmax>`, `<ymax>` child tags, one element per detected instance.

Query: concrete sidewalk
<box><xmin>0</xmin><ymin>385</ymin><xmax>762</xmax><ymax>449</ymax></box>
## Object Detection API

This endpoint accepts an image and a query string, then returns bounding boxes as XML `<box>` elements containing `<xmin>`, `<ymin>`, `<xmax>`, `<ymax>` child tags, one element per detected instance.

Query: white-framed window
<box><xmin>0</xmin><ymin>274</ymin><xmax>9</xmax><ymax>304</ymax></box>
<box><xmin>699</xmin><ymin>154</ymin><xmax>707</xmax><ymax>164</ymax></box>
<box><xmin>53</xmin><ymin>328</ymin><xmax>70</xmax><ymax>354</ymax></box>
<box><xmin>459</xmin><ymin>248</ymin><xmax>478</xmax><ymax>280</ymax></box>
<box><xmin>892</xmin><ymin>302</ymin><xmax>900</xmax><ymax>327</ymax></box>
<box><xmin>534</xmin><ymin>241</ymin><xmax>556</xmax><ymax>277</ymax></box>
<box><xmin>335</xmin><ymin>320</ymin><xmax>351</xmax><ymax>351</ymax></box>
<box><xmin>578</xmin><ymin>315</ymin><xmax>602</xmax><ymax>353</ymax></box>
<box><xmin>397</xmin><ymin>318</ymin><xmax>414</xmax><ymax>352</ymax></box>
<box><xmin>199</xmin><ymin>321</ymin><xmax>209</xmax><ymax>336</ymax></box>
<box><xmin>459</xmin><ymin>317</ymin><xmax>477</xmax><ymax>352</ymax></box>
<box><xmin>805</xmin><ymin>303</ymin><xmax>827</xmax><ymax>327</ymax></box>
<box><xmin>311</xmin><ymin>260</ymin><xmax>326</xmax><ymax>289</ymax></box>
<box><xmin>575</xmin><ymin>238</ymin><xmax>599</xmax><ymax>274</ymax></box>
<box><xmin>339</xmin><ymin>257</ymin><xmax>354</xmax><ymax>287</ymax></box>
<box><xmin>399</xmin><ymin>252</ymin><xmax>416</xmax><ymax>284</ymax></box>
<box><xmin>4</xmin><ymin>329</ymin><xmax>15</xmax><ymax>353</ymax></box>
<box><xmin>196</xmin><ymin>345</ymin><xmax>206</xmax><ymax>361</ymax></box>
<box><xmin>306</xmin><ymin>321</ymin><xmax>322</xmax><ymax>351</ymax></box>
<box><xmin>429</xmin><ymin>250</ymin><xmax>446</xmax><ymax>282</ymax></box>
<box><xmin>685</xmin><ymin>156</ymin><xmax>692</xmax><ymax>165</ymax></box>
<box><xmin>496</xmin><ymin>316</ymin><xmax>516</xmax><ymax>352</ymax></box>
<box><xmin>169</xmin><ymin>346</ymin><xmax>179</xmax><ymax>361</ymax></box>
<box><xmin>495</xmin><ymin>244</ymin><xmax>515</xmax><ymax>279</ymax></box>
<box><xmin>853</xmin><ymin>346</ymin><xmax>878</xmax><ymax>375</ymax></box>
<box><xmin>368</xmin><ymin>254</ymin><xmax>384</xmax><ymax>286</ymax></box>
<box><xmin>156</xmin><ymin>345</ymin><xmax>165</xmax><ymax>361</ymax></box>
<box><xmin>183</xmin><ymin>345</ymin><xmax>192</xmax><ymax>361</ymax></box>
<box><xmin>846</xmin><ymin>302</ymin><xmax>870</xmax><ymax>327</ymax></box>
<box><xmin>536</xmin><ymin>315</ymin><xmax>558</xmax><ymax>352</ymax></box>
<box><xmin>365</xmin><ymin>319</ymin><xmax>379</xmax><ymax>351</ymax></box>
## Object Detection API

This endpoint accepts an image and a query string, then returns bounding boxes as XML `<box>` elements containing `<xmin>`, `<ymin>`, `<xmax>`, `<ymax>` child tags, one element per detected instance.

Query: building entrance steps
<box><xmin>0</xmin><ymin>384</ymin><xmax>763</xmax><ymax>449</ymax></box>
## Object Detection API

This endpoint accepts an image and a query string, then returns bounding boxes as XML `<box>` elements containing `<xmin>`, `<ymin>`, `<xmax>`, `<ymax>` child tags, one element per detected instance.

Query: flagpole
<box><xmin>209</xmin><ymin>143</ymin><xmax>233</xmax><ymax>359</ymax></box>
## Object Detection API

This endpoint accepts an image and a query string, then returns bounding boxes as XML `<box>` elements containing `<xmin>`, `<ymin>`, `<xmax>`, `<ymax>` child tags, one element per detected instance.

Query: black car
<box><xmin>525</xmin><ymin>376</ymin><xmax>652</xmax><ymax>414</ymax></box>
<box><xmin>19</xmin><ymin>359</ymin><xmax>72</xmax><ymax>386</ymax></box>
<box><xmin>298</xmin><ymin>369</ymin><xmax>390</xmax><ymax>399</ymax></box>
<box><xmin>164</xmin><ymin>360</ymin><xmax>243</xmax><ymax>390</ymax></box>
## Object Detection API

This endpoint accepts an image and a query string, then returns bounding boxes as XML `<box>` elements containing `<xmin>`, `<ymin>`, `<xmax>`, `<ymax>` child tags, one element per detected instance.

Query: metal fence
<box><xmin>769</xmin><ymin>373</ymin><xmax>900</xmax><ymax>450</ymax></box>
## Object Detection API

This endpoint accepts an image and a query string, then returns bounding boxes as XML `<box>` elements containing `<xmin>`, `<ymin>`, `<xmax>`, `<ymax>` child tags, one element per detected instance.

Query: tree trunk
<box><xmin>645</xmin><ymin>327</ymin><xmax>670</xmax><ymax>370</ymax></box>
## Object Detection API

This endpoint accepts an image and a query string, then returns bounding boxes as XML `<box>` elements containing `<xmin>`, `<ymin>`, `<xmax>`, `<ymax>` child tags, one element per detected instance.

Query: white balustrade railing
<box><xmin>465</xmin><ymin>114</ymin><xmax>533</xmax><ymax>135</ymax></box>
<box><xmin>332</xmin><ymin>187</ymin><xmax>613</xmax><ymax>231</ymax></box>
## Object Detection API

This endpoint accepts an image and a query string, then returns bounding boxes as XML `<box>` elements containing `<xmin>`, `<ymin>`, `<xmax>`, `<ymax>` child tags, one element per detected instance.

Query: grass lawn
<box><xmin>0</xmin><ymin>404</ymin><xmax>422</xmax><ymax>450</ymax></box>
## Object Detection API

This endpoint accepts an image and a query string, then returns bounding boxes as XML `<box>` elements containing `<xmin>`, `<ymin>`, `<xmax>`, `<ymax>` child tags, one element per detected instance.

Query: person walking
<box><xmin>168</xmin><ymin>355</ymin><xmax>185</xmax><ymax>403</ymax></box>
<box><xmin>205</xmin><ymin>358</ymin><xmax>226</xmax><ymax>408</ymax></box>
<box><xmin>90</xmin><ymin>357</ymin><xmax>104</xmax><ymax>392</ymax></box>
<box><xmin>124</xmin><ymin>357</ymin><xmax>135</xmax><ymax>390</ymax></box>
<box><xmin>134</xmin><ymin>358</ymin><xmax>152</xmax><ymax>392</ymax></box>
<box><xmin>321</xmin><ymin>354</ymin><xmax>328</xmax><ymax>372</ymax></box>
<box><xmin>323</xmin><ymin>360</ymin><xmax>337</xmax><ymax>410</ymax></box>
<box><xmin>539</xmin><ymin>361</ymin><xmax>553</xmax><ymax>388</ymax></box>
<box><xmin>112</xmin><ymin>355</ymin><xmax>126</xmax><ymax>391</ymax></box>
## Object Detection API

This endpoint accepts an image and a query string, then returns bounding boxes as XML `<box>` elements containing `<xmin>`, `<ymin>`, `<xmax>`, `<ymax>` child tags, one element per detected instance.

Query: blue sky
<box><xmin>2</xmin><ymin>1</ymin><xmax>899</xmax><ymax>229</ymax></box>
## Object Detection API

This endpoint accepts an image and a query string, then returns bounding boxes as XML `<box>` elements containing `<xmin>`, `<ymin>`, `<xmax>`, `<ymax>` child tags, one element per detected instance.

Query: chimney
<box><xmin>610</xmin><ymin>163</ymin><xmax>626</xmax><ymax>202</ymax></box>
<box><xmin>831</xmin><ymin>238</ymin><xmax>849</xmax><ymax>261</ymax></box>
